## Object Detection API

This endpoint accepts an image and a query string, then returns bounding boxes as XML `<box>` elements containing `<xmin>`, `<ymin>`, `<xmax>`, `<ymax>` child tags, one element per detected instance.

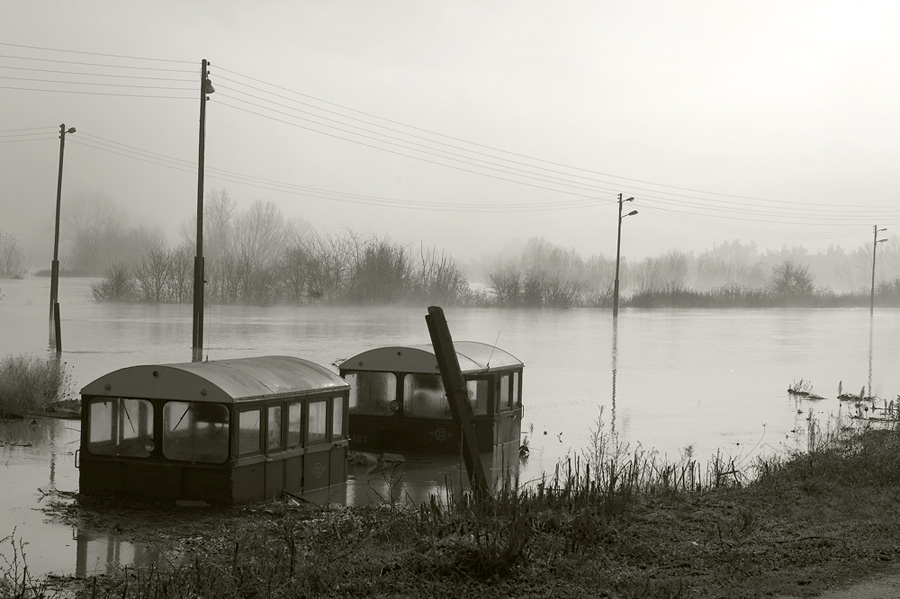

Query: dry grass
<box><xmin>0</xmin><ymin>356</ymin><xmax>76</xmax><ymax>419</ymax></box>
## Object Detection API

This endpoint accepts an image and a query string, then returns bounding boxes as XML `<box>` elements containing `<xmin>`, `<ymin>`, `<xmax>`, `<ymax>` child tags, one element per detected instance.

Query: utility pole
<box><xmin>192</xmin><ymin>59</ymin><xmax>214</xmax><ymax>362</ymax></box>
<box><xmin>613</xmin><ymin>193</ymin><xmax>637</xmax><ymax>318</ymax></box>
<box><xmin>870</xmin><ymin>225</ymin><xmax>887</xmax><ymax>317</ymax></box>
<box><xmin>49</xmin><ymin>123</ymin><xmax>75</xmax><ymax>348</ymax></box>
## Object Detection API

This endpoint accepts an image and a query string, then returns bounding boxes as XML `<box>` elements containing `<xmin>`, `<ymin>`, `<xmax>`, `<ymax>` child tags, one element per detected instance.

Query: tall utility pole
<box><xmin>192</xmin><ymin>59</ymin><xmax>214</xmax><ymax>362</ymax></box>
<box><xmin>49</xmin><ymin>123</ymin><xmax>75</xmax><ymax>347</ymax></box>
<box><xmin>613</xmin><ymin>193</ymin><xmax>637</xmax><ymax>318</ymax></box>
<box><xmin>870</xmin><ymin>225</ymin><xmax>887</xmax><ymax>317</ymax></box>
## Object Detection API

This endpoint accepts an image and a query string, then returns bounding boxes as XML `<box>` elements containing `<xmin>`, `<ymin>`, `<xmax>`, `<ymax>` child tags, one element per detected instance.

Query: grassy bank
<box><xmin>9</xmin><ymin>419</ymin><xmax>900</xmax><ymax>598</ymax></box>
<box><xmin>0</xmin><ymin>356</ymin><xmax>76</xmax><ymax>419</ymax></box>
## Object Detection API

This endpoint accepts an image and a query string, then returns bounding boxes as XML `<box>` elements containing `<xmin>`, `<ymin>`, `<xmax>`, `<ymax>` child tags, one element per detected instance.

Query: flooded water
<box><xmin>2</xmin><ymin>276</ymin><xmax>899</xmax><ymax>576</ymax></box>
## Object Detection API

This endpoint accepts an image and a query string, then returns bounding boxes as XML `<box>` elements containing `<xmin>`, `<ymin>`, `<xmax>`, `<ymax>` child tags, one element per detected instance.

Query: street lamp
<box><xmin>870</xmin><ymin>225</ymin><xmax>887</xmax><ymax>316</ymax></box>
<box><xmin>613</xmin><ymin>193</ymin><xmax>637</xmax><ymax>318</ymax></box>
<box><xmin>49</xmin><ymin>123</ymin><xmax>75</xmax><ymax>348</ymax></box>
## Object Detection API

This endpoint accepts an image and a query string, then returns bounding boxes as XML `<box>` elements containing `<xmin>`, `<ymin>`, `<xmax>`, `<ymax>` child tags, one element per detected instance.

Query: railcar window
<box><xmin>466</xmin><ymin>379</ymin><xmax>489</xmax><ymax>415</ymax></box>
<box><xmin>287</xmin><ymin>402</ymin><xmax>303</xmax><ymax>448</ymax></box>
<box><xmin>162</xmin><ymin>401</ymin><xmax>229</xmax><ymax>463</ymax></box>
<box><xmin>499</xmin><ymin>374</ymin><xmax>511</xmax><ymax>411</ymax></box>
<box><xmin>512</xmin><ymin>371</ymin><xmax>521</xmax><ymax>407</ymax></box>
<box><xmin>239</xmin><ymin>409</ymin><xmax>261</xmax><ymax>455</ymax></box>
<box><xmin>308</xmin><ymin>401</ymin><xmax>327</xmax><ymax>443</ymax></box>
<box><xmin>346</xmin><ymin>372</ymin><xmax>396</xmax><ymax>416</ymax></box>
<box><xmin>404</xmin><ymin>374</ymin><xmax>450</xmax><ymax>418</ymax></box>
<box><xmin>88</xmin><ymin>398</ymin><xmax>154</xmax><ymax>458</ymax></box>
<box><xmin>267</xmin><ymin>406</ymin><xmax>282</xmax><ymax>451</ymax></box>
<box><xmin>332</xmin><ymin>396</ymin><xmax>344</xmax><ymax>439</ymax></box>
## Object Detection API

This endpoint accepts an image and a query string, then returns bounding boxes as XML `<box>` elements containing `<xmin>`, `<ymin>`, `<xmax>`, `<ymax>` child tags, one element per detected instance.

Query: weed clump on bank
<box><xmin>0</xmin><ymin>356</ymin><xmax>75</xmax><ymax>419</ymax></box>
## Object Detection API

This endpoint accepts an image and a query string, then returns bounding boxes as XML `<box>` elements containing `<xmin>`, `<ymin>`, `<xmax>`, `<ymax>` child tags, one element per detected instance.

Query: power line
<box><xmin>214</xmin><ymin>70</ymin><xmax>897</xmax><ymax>213</ymax></box>
<box><xmin>0</xmin><ymin>41</ymin><xmax>195</xmax><ymax>64</ymax></box>
<box><xmin>0</xmin><ymin>136</ymin><xmax>56</xmax><ymax>144</ymax></box>
<box><xmin>0</xmin><ymin>53</ymin><xmax>195</xmax><ymax>72</ymax></box>
<box><xmin>69</xmin><ymin>133</ymin><xmax>602</xmax><ymax>212</ymax></box>
<box><xmin>0</xmin><ymin>126</ymin><xmax>57</xmax><ymax>133</ymax></box>
<box><xmin>215</xmin><ymin>98</ymin><xmax>610</xmax><ymax>202</ymax></box>
<box><xmin>0</xmin><ymin>63</ymin><xmax>195</xmax><ymax>82</ymax></box>
<box><xmin>0</xmin><ymin>74</ymin><xmax>195</xmax><ymax>90</ymax></box>
<box><xmin>215</xmin><ymin>63</ymin><xmax>849</xmax><ymax>207</ymax></box>
<box><xmin>0</xmin><ymin>84</ymin><xmax>194</xmax><ymax>99</ymax></box>
<box><xmin>216</xmin><ymin>88</ymin><xmax>618</xmax><ymax>196</ymax></box>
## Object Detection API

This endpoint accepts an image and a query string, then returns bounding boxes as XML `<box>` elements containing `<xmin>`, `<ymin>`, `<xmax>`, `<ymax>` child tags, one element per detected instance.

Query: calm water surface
<box><xmin>2</xmin><ymin>277</ymin><xmax>899</xmax><ymax>576</ymax></box>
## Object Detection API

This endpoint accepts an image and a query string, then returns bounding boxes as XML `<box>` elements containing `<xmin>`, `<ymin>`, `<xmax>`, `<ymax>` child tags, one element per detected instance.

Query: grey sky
<box><xmin>3</xmin><ymin>1</ymin><xmax>899</xmax><ymax>268</ymax></box>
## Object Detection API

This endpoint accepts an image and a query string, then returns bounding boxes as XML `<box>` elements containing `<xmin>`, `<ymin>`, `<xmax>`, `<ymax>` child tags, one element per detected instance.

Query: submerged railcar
<box><xmin>339</xmin><ymin>341</ymin><xmax>523</xmax><ymax>455</ymax></box>
<box><xmin>78</xmin><ymin>355</ymin><xmax>349</xmax><ymax>505</ymax></box>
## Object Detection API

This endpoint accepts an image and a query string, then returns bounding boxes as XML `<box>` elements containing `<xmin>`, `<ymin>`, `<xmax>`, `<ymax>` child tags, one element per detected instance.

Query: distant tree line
<box><xmin>74</xmin><ymin>189</ymin><xmax>900</xmax><ymax>309</ymax></box>
<box><xmin>484</xmin><ymin>238</ymin><xmax>900</xmax><ymax>308</ymax></box>
<box><xmin>91</xmin><ymin>191</ymin><xmax>473</xmax><ymax>306</ymax></box>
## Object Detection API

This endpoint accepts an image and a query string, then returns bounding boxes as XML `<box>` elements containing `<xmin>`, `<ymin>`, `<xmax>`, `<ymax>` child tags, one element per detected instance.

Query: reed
<box><xmin>0</xmin><ymin>356</ymin><xmax>75</xmax><ymax>419</ymax></box>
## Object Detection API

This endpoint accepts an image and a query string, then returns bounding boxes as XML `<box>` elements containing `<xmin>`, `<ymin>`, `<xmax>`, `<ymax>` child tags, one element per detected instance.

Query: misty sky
<box><xmin>3</xmin><ymin>1</ymin><xmax>900</xmax><ymax>268</ymax></box>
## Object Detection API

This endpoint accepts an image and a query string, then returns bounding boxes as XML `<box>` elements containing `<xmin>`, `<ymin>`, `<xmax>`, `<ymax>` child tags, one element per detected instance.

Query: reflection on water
<box><xmin>345</xmin><ymin>446</ymin><xmax>521</xmax><ymax>506</ymax></box>
<box><xmin>610</xmin><ymin>321</ymin><xmax>619</xmax><ymax>436</ymax></box>
<box><xmin>75</xmin><ymin>531</ymin><xmax>164</xmax><ymax>577</ymax></box>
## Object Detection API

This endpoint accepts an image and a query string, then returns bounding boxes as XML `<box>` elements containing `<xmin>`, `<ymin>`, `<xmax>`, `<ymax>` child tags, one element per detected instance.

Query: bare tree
<box><xmin>0</xmin><ymin>231</ymin><xmax>26</xmax><ymax>279</ymax></box>
<box><xmin>769</xmin><ymin>259</ymin><xmax>815</xmax><ymax>297</ymax></box>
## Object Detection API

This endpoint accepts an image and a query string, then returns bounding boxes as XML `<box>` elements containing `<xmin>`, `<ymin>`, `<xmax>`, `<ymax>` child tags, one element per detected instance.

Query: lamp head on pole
<box><xmin>66</xmin><ymin>127</ymin><xmax>76</xmax><ymax>134</ymax></box>
<box><xmin>204</xmin><ymin>80</ymin><xmax>216</xmax><ymax>95</ymax></box>
<box><xmin>624</xmin><ymin>196</ymin><xmax>634</xmax><ymax>203</ymax></box>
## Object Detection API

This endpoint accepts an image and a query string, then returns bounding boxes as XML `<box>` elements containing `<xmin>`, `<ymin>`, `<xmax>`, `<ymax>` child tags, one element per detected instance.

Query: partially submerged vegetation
<box><xmin>81</xmin><ymin>193</ymin><xmax>900</xmax><ymax>309</ymax></box>
<box><xmin>11</xmin><ymin>414</ymin><xmax>900</xmax><ymax>598</ymax></box>
<box><xmin>0</xmin><ymin>356</ymin><xmax>76</xmax><ymax>419</ymax></box>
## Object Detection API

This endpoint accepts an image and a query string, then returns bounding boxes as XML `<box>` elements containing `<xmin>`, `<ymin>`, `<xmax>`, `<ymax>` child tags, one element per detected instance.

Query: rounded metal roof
<box><xmin>81</xmin><ymin>355</ymin><xmax>348</xmax><ymax>403</ymax></box>
<box><xmin>339</xmin><ymin>341</ymin><xmax>522</xmax><ymax>375</ymax></box>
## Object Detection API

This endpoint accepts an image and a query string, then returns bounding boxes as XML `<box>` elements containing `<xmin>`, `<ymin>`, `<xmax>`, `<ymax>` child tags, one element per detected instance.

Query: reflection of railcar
<box><xmin>339</xmin><ymin>342</ymin><xmax>523</xmax><ymax>456</ymax></box>
<box><xmin>78</xmin><ymin>356</ymin><xmax>349</xmax><ymax>505</ymax></box>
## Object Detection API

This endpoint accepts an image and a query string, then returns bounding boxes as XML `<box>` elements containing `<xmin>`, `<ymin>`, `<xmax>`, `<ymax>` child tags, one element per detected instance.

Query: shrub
<box><xmin>0</xmin><ymin>356</ymin><xmax>75</xmax><ymax>418</ymax></box>
<box><xmin>91</xmin><ymin>263</ymin><xmax>136</xmax><ymax>302</ymax></box>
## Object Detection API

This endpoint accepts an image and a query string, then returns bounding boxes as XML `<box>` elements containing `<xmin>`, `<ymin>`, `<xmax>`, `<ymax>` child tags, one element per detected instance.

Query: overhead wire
<box><xmin>215</xmin><ymin>63</ymin><xmax>890</xmax><ymax>209</ymax></box>
<box><xmin>0</xmin><ymin>42</ymin><xmax>195</xmax><ymax>64</ymax></box>
<box><xmin>214</xmin><ymin>97</ymin><xmax>610</xmax><ymax>202</ymax></box>
<box><xmin>213</xmin><ymin>68</ymin><xmax>897</xmax><ymax>220</ymax></box>
<box><xmin>70</xmin><ymin>132</ymin><xmax>601</xmax><ymax>212</ymax></box>
<box><xmin>0</xmin><ymin>53</ymin><xmax>196</xmax><ymax>73</ymax></box>
<box><xmin>215</xmin><ymin>87</ymin><xmax>619</xmax><ymax>196</ymax></box>
<box><xmin>0</xmin><ymin>63</ymin><xmax>196</xmax><ymax>82</ymax></box>
<box><xmin>0</xmin><ymin>84</ymin><xmax>195</xmax><ymax>99</ymax></box>
<box><xmin>0</xmin><ymin>74</ymin><xmax>196</xmax><ymax>91</ymax></box>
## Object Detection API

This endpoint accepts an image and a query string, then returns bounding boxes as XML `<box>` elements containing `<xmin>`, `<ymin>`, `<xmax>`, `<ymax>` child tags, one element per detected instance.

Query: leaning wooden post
<box><xmin>425</xmin><ymin>306</ymin><xmax>490</xmax><ymax>499</ymax></box>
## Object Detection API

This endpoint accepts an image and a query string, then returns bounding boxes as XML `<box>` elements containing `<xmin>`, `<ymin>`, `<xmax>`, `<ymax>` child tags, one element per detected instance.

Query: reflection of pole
<box><xmin>867</xmin><ymin>314</ymin><xmax>874</xmax><ymax>398</ymax></box>
<box><xmin>611</xmin><ymin>319</ymin><xmax>618</xmax><ymax>435</ymax></box>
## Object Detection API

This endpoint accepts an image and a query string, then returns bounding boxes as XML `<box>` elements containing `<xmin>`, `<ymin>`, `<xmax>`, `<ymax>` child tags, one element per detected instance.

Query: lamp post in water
<box><xmin>49</xmin><ymin>123</ymin><xmax>76</xmax><ymax>348</ymax></box>
<box><xmin>870</xmin><ymin>225</ymin><xmax>887</xmax><ymax>317</ymax></box>
<box><xmin>613</xmin><ymin>193</ymin><xmax>637</xmax><ymax>319</ymax></box>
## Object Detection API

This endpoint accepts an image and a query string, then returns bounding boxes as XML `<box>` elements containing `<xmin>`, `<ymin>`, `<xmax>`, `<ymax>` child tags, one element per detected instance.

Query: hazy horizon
<box><xmin>3</xmin><ymin>1</ymin><xmax>900</xmax><ymax>271</ymax></box>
